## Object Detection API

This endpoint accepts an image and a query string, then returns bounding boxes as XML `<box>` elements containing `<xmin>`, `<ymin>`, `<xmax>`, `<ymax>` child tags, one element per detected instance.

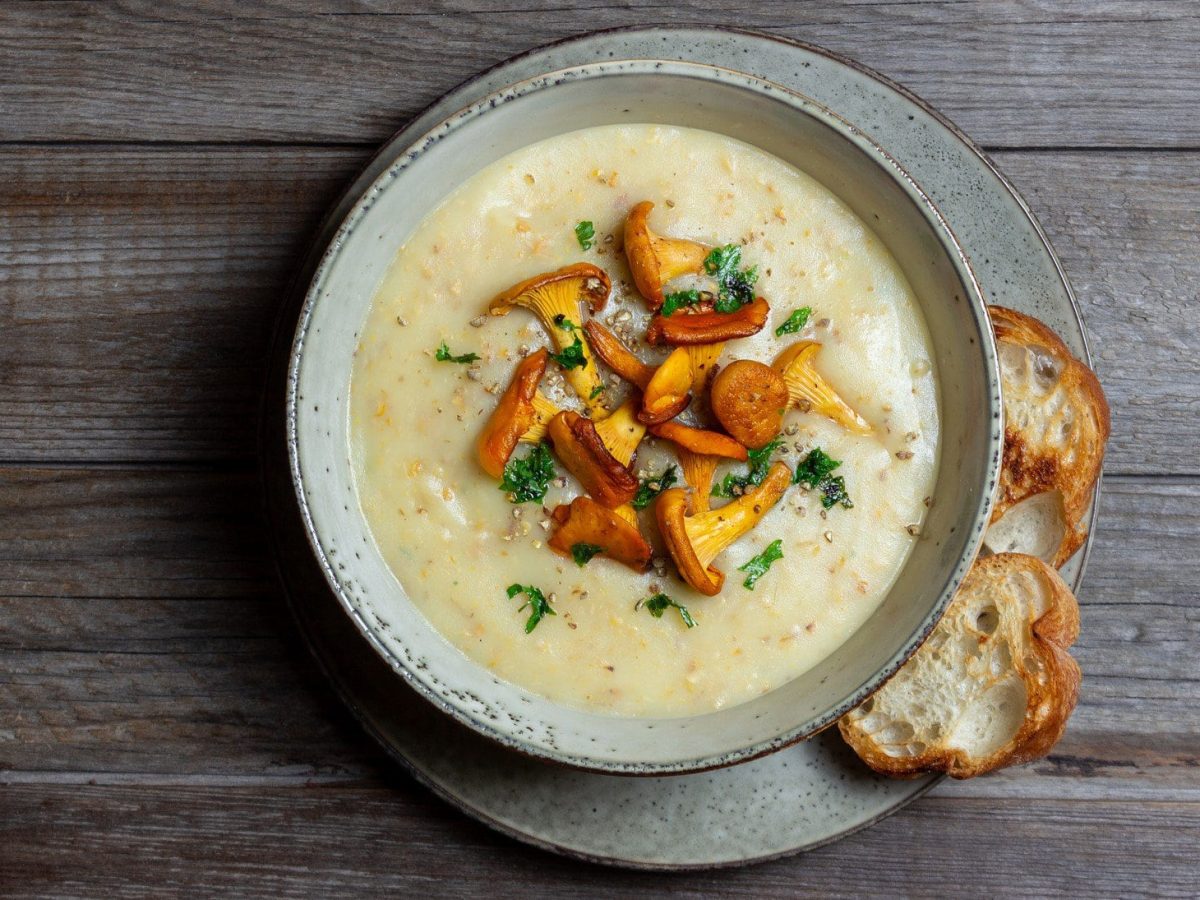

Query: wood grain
<box><xmin>1</xmin><ymin>467</ymin><xmax>1196</xmax><ymax>804</ymax></box>
<box><xmin>1</xmin><ymin>1</ymin><xmax>1198</xmax><ymax>148</ymax></box>
<box><xmin>2</xmin><ymin>785</ymin><xmax>1197</xmax><ymax>897</ymax></box>
<box><xmin>1</xmin><ymin>147</ymin><xmax>1197</xmax><ymax>472</ymax></box>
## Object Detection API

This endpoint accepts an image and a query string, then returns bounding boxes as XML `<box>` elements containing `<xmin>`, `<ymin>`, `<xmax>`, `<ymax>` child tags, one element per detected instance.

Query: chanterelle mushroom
<box><xmin>648</xmin><ymin>420</ymin><xmax>748</xmax><ymax>513</ymax></box>
<box><xmin>640</xmin><ymin>346</ymin><xmax>693</xmax><ymax>425</ymax></box>
<box><xmin>546</xmin><ymin>410</ymin><xmax>639</xmax><ymax>508</ymax></box>
<box><xmin>655</xmin><ymin>461</ymin><xmax>792</xmax><ymax>595</ymax></box>
<box><xmin>489</xmin><ymin>263</ymin><xmax>610</xmax><ymax>411</ymax></box>
<box><xmin>624</xmin><ymin>201</ymin><xmax>710</xmax><ymax>309</ymax></box>
<box><xmin>548</xmin><ymin>496</ymin><xmax>653</xmax><ymax>572</ymax></box>
<box><xmin>583</xmin><ymin>320</ymin><xmax>655</xmax><ymax>390</ymax></box>
<box><xmin>772</xmin><ymin>342</ymin><xmax>871</xmax><ymax>434</ymax></box>
<box><xmin>645</xmin><ymin>297</ymin><xmax>770</xmax><ymax>346</ymax></box>
<box><xmin>477</xmin><ymin>349</ymin><xmax>550</xmax><ymax>478</ymax></box>
<box><xmin>592</xmin><ymin>396</ymin><xmax>646</xmax><ymax>466</ymax></box>
<box><xmin>710</xmin><ymin>359</ymin><xmax>790</xmax><ymax>449</ymax></box>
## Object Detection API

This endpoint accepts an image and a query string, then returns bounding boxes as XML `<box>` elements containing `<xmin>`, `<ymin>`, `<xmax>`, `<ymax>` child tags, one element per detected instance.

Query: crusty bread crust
<box><xmin>838</xmin><ymin>554</ymin><xmax>1081</xmax><ymax>779</ymax></box>
<box><xmin>987</xmin><ymin>306</ymin><xmax>1111</xmax><ymax>566</ymax></box>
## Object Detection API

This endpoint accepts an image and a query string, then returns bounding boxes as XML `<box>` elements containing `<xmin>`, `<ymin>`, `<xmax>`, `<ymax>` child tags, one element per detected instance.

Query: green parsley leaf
<box><xmin>793</xmin><ymin>447</ymin><xmax>853</xmax><ymax>509</ymax></box>
<box><xmin>632</xmin><ymin>464</ymin><xmax>678</xmax><ymax>510</ymax></box>
<box><xmin>711</xmin><ymin>437</ymin><xmax>784</xmax><ymax>498</ymax></box>
<box><xmin>704</xmin><ymin>244</ymin><xmax>759</xmax><ymax>312</ymax></box>
<box><xmin>553</xmin><ymin>313</ymin><xmax>577</xmax><ymax>331</ymax></box>
<box><xmin>498</xmin><ymin>442</ymin><xmax>556</xmax><ymax>503</ymax></box>
<box><xmin>661</xmin><ymin>289</ymin><xmax>702</xmax><ymax>317</ymax></box>
<box><xmin>642</xmin><ymin>592</ymin><xmax>696</xmax><ymax>628</ymax></box>
<box><xmin>738</xmin><ymin>539</ymin><xmax>784</xmax><ymax>590</ymax></box>
<box><xmin>549</xmin><ymin>334</ymin><xmax>588</xmax><ymax>370</ymax></box>
<box><xmin>574</xmin><ymin>220</ymin><xmax>595</xmax><ymax>251</ymax></box>
<box><xmin>435</xmin><ymin>341</ymin><xmax>480</xmax><ymax>364</ymax></box>
<box><xmin>589</xmin><ymin>384</ymin><xmax>605</xmax><ymax>400</ymax></box>
<box><xmin>774</xmin><ymin>306</ymin><xmax>813</xmax><ymax>337</ymax></box>
<box><xmin>506</xmin><ymin>583</ymin><xmax>556</xmax><ymax>633</ymax></box>
<box><xmin>570</xmin><ymin>542</ymin><xmax>605</xmax><ymax>567</ymax></box>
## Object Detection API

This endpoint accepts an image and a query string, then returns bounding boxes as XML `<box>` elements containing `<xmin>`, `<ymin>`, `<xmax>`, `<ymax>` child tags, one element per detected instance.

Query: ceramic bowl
<box><xmin>287</xmin><ymin>60</ymin><xmax>1001</xmax><ymax>774</ymax></box>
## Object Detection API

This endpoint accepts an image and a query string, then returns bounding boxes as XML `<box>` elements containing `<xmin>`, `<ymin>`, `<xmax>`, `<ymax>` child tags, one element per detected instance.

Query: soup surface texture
<box><xmin>350</xmin><ymin>124</ymin><xmax>939</xmax><ymax>717</ymax></box>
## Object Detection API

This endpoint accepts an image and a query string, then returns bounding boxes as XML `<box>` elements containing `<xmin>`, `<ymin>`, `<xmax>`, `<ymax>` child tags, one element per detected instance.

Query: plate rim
<box><xmin>261</xmin><ymin>24</ymin><xmax>1098</xmax><ymax>870</ymax></box>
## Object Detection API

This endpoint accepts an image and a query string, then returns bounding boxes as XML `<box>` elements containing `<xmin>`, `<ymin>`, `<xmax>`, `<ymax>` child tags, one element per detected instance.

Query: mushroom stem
<box><xmin>519</xmin><ymin>391</ymin><xmax>561</xmax><ymax>444</ymax></box>
<box><xmin>772</xmin><ymin>342</ymin><xmax>871</xmax><ymax>434</ymax></box>
<box><xmin>583</xmin><ymin>320</ymin><xmax>655</xmax><ymax>390</ymax></box>
<box><xmin>592</xmin><ymin>396</ymin><xmax>646</xmax><ymax>466</ymax></box>
<box><xmin>685</xmin><ymin>343</ymin><xmax>723</xmax><ymax>395</ymax></box>
<box><xmin>676</xmin><ymin>449</ymin><xmax>719</xmax><ymax>513</ymax></box>
<box><xmin>655</xmin><ymin>461</ymin><xmax>792</xmax><ymax>595</ymax></box>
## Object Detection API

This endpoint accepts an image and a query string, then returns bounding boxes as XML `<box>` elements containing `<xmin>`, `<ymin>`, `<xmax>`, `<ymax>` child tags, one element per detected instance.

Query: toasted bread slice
<box><xmin>838</xmin><ymin>553</ymin><xmax>1081</xmax><ymax>779</ymax></box>
<box><xmin>985</xmin><ymin>306</ymin><xmax>1110</xmax><ymax>567</ymax></box>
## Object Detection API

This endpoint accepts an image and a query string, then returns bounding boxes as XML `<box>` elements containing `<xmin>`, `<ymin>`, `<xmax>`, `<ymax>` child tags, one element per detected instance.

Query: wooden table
<box><xmin>2</xmin><ymin>3</ymin><xmax>1197</xmax><ymax>895</ymax></box>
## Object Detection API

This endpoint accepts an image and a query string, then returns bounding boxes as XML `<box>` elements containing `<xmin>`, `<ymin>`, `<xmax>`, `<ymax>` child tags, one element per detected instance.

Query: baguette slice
<box><xmin>838</xmin><ymin>553</ymin><xmax>1081</xmax><ymax>779</ymax></box>
<box><xmin>985</xmin><ymin>306</ymin><xmax>1110</xmax><ymax>567</ymax></box>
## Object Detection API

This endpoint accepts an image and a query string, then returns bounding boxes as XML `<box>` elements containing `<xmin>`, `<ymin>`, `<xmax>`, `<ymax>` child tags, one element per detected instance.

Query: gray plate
<box><xmin>262</xmin><ymin>26</ymin><xmax>1097</xmax><ymax>870</ymax></box>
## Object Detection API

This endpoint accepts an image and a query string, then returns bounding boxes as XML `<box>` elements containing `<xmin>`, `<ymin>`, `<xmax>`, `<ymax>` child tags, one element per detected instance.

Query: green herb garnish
<box><xmin>589</xmin><ymin>384</ymin><xmax>605</xmax><ymax>400</ymax></box>
<box><xmin>435</xmin><ymin>341</ymin><xmax>480</xmax><ymax>364</ymax></box>
<box><xmin>571</xmin><ymin>543</ymin><xmax>605</xmax><ymax>567</ymax></box>
<box><xmin>642</xmin><ymin>592</ymin><xmax>696</xmax><ymax>628</ymax></box>
<box><xmin>793</xmin><ymin>447</ymin><xmax>853</xmax><ymax>509</ymax></box>
<box><xmin>775</xmin><ymin>306</ymin><xmax>813</xmax><ymax>337</ymax></box>
<box><xmin>711</xmin><ymin>437</ymin><xmax>784</xmax><ymax>498</ymax></box>
<box><xmin>661</xmin><ymin>289</ymin><xmax>702</xmax><ymax>317</ymax></box>
<box><xmin>574</xmin><ymin>220</ymin><xmax>595</xmax><ymax>250</ymax></box>
<box><xmin>632</xmin><ymin>464</ymin><xmax>678</xmax><ymax>510</ymax></box>
<box><xmin>704</xmin><ymin>244</ymin><xmax>759</xmax><ymax>312</ymax></box>
<box><xmin>549</xmin><ymin>335</ymin><xmax>588</xmax><ymax>370</ymax></box>
<box><xmin>738</xmin><ymin>539</ymin><xmax>784</xmax><ymax>590</ymax></box>
<box><xmin>506</xmin><ymin>583</ymin><xmax>556</xmax><ymax>633</ymax></box>
<box><xmin>498</xmin><ymin>442</ymin><xmax>556</xmax><ymax>503</ymax></box>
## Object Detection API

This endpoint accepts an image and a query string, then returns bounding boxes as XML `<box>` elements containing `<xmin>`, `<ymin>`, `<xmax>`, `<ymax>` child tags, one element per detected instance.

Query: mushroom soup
<box><xmin>350</xmin><ymin>124</ymin><xmax>939</xmax><ymax>717</ymax></box>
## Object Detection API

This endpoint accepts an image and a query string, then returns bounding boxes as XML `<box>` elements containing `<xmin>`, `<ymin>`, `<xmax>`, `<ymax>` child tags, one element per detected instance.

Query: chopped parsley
<box><xmin>738</xmin><ymin>539</ymin><xmax>783</xmax><ymax>590</ymax></box>
<box><xmin>793</xmin><ymin>447</ymin><xmax>853</xmax><ymax>509</ymax></box>
<box><xmin>775</xmin><ymin>306</ymin><xmax>813</xmax><ymax>337</ymax></box>
<box><xmin>704</xmin><ymin>244</ymin><xmax>759</xmax><ymax>312</ymax></box>
<box><xmin>711</xmin><ymin>437</ymin><xmax>784</xmax><ymax>498</ymax></box>
<box><xmin>574</xmin><ymin>220</ymin><xmax>595</xmax><ymax>251</ymax></box>
<box><xmin>498</xmin><ymin>442</ymin><xmax>556</xmax><ymax>503</ymax></box>
<box><xmin>589</xmin><ymin>384</ymin><xmax>605</xmax><ymax>400</ymax></box>
<box><xmin>641</xmin><ymin>592</ymin><xmax>697</xmax><ymax>628</ymax></box>
<box><xmin>661</xmin><ymin>289</ymin><xmax>703</xmax><ymax>317</ymax></box>
<box><xmin>434</xmin><ymin>341</ymin><xmax>480</xmax><ymax>364</ymax></box>
<box><xmin>632</xmin><ymin>464</ymin><xmax>678</xmax><ymax>510</ymax></box>
<box><xmin>549</xmin><ymin>316</ymin><xmax>588</xmax><ymax>370</ymax></box>
<box><xmin>506</xmin><ymin>583</ymin><xmax>556</xmax><ymax>633</ymax></box>
<box><xmin>570</xmin><ymin>542</ymin><xmax>605</xmax><ymax>567</ymax></box>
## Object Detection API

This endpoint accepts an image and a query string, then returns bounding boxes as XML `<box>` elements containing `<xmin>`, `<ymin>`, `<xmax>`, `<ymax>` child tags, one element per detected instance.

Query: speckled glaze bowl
<box><xmin>288</xmin><ymin>60</ymin><xmax>1001</xmax><ymax>774</ymax></box>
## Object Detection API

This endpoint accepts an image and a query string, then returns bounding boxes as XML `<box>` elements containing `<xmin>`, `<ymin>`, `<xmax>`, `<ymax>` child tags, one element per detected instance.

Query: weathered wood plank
<box><xmin>1</xmin><ymin>467</ymin><xmax>1196</xmax><ymax>804</ymax></box>
<box><xmin>1</xmin><ymin>1</ymin><xmax>1198</xmax><ymax>148</ymax></box>
<box><xmin>2</xmin><ymin>147</ymin><xmax>1195</xmax><ymax>471</ymax></box>
<box><xmin>1</xmin><ymin>785</ymin><xmax>1197</xmax><ymax>897</ymax></box>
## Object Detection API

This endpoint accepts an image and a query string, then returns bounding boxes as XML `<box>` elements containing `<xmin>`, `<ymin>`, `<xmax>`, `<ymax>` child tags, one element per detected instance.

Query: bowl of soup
<box><xmin>287</xmin><ymin>60</ymin><xmax>1001</xmax><ymax>774</ymax></box>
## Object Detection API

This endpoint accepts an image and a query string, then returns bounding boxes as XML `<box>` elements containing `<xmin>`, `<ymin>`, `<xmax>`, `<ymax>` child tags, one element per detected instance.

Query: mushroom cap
<box><xmin>546</xmin><ymin>410</ymin><xmax>639</xmax><ymax>508</ymax></box>
<box><xmin>624</xmin><ymin>201</ymin><xmax>710</xmax><ymax>309</ymax></box>
<box><xmin>648</xmin><ymin>420</ymin><xmax>748</xmax><ymax>461</ymax></box>
<box><xmin>584</xmin><ymin>319</ymin><xmax>656</xmax><ymax>390</ymax></box>
<box><xmin>655</xmin><ymin>487</ymin><xmax>725</xmax><ymax>596</ymax></box>
<box><xmin>639</xmin><ymin>346</ymin><xmax>693</xmax><ymax>425</ymax></box>
<box><xmin>772</xmin><ymin>341</ymin><xmax>871</xmax><ymax>434</ymax></box>
<box><xmin>489</xmin><ymin>262</ymin><xmax>611</xmax><ymax>316</ymax></box>
<box><xmin>710</xmin><ymin>359</ymin><xmax>790</xmax><ymax>449</ymax></box>
<box><xmin>548</xmin><ymin>496</ymin><xmax>653</xmax><ymax>572</ymax></box>
<box><xmin>519</xmin><ymin>391</ymin><xmax>560</xmax><ymax>444</ymax></box>
<box><xmin>645</xmin><ymin>297</ymin><xmax>770</xmax><ymax>345</ymax></box>
<box><xmin>476</xmin><ymin>349</ymin><xmax>549</xmax><ymax>478</ymax></box>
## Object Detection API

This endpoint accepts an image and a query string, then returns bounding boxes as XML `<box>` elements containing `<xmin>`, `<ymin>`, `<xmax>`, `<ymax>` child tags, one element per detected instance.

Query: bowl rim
<box><xmin>286</xmin><ymin>57</ymin><xmax>1002</xmax><ymax>774</ymax></box>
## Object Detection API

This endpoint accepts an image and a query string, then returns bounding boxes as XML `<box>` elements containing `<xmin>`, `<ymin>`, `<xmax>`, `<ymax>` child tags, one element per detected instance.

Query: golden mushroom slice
<box><xmin>685</xmin><ymin>343</ymin><xmax>723</xmax><ymax>395</ymax></box>
<box><xmin>592</xmin><ymin>396</ymin><xmax>646</xmax><ymax>466</ymax></box>
<box><xmin>655</xmin><ymin>461</ymin><xmax>792</xmax><ymax>596</ymax></box>
<box><xmin>645</xmin><ymin>297</ymin><xmax>771</xmax><ymax>345</ymax></box>
<box><xmin>548</xmin><ymin>496</ymin><xmax>653</xmax><ymax>572</ymax></box>
<box><xmin>624</xmin><ymin>201</ymin><xmax>710</xmax><ymax>309</ymax></box>
<box><xmin>489</xmin><ymin>263</ymin><xmax>610</xmax><ymax>411</ymax></box>
<box><xmin>476</xmin><ymin>349</ymin><xmax>550</xmax><ymax>478</ymax></box>
<box><xmin>710</xmin><ymin>359</ymin><xmax>790</xmax><ymax>449</ymax></box>
<box><xmin>648</xmin><ymin>420</ymin><xmax>749</xmax><ymax>513</ymax></box>
<box><xmin>519</xmin><ymin>391</ymin><xmax>562</xmax><ymax>444</ymax></box>
<box><xmin>640</xmin><ymin>346</ymin><xmax>693</xmax><ymax>425</ymax></box>
<box><xmin>772</xmin><ymin>341</ymin><xmax>871</xmax><ymax>434</ymax></box>
<box><xmin>583</xmin><ymin>320</ymin><xmax>656</xmax><ymax>390</ymax></box>
<box><xmin>546</xmin><ymin>410</ymin><xmax>639</xmax><ymax>508</ymax></box>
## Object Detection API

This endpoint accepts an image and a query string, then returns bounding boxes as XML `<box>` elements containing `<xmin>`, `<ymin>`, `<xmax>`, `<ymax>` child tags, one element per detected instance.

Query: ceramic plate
<box><xmin>263</xmin><ymin>26</ymin><xmax>1097</xmax><ymax>869</ymax></box>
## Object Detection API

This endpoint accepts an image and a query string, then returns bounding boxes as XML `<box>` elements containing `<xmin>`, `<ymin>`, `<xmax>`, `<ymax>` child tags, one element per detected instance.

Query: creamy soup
<box><xmin>350</xmin><ymin>124</ymin><xmax>939</xmax><ymax>718</ymax></box>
